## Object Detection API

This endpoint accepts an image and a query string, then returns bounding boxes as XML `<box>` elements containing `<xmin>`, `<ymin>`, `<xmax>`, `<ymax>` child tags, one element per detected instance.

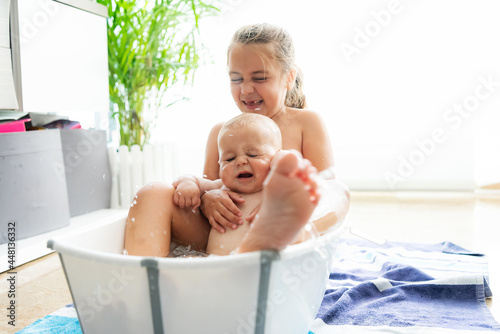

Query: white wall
<box><xmin>155</xmin><ymin>0</ymin><xmax>500</xmax><ymax>190</ymax></box>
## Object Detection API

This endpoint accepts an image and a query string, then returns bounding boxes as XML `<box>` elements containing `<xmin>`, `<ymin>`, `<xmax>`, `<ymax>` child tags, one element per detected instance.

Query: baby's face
<box><xmin>218</xmin><ymin>124</ymin><xmax>279</xmax><ymax>194</ymax></box>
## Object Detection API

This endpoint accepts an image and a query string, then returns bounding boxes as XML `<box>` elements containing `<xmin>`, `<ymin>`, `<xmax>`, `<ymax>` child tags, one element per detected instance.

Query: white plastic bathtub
<box><xmin>48</xmin><ymin>214</ymin><xmax>347</xmax><ymax>334</ymax></box>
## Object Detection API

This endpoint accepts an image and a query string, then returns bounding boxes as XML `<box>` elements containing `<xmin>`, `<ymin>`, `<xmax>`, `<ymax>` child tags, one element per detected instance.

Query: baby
<box><xmin>172</xmin><ymin>113</ymin><xmax>319</xmax><ymax>255</ymax></box>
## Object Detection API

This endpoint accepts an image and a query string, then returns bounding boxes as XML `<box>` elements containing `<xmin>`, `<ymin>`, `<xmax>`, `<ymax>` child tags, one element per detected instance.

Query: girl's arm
<box><xmin>203</xmin><ymin>122</ymin><xmax>224</xmax><ymax>180</ymax></box>
<box><xmin>300</xmin><ymin>111</ymin><xmax>335</xmax><ymax>175</ymax></box>
<box><xmin>300</xmin><ymin>110</ymin><xmax>350</xmax><ymax>231</ymax></box>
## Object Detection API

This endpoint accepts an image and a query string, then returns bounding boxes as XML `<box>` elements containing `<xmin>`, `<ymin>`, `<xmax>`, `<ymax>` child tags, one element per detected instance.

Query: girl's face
<box><xmin>228</xmin><ymin>44</ymin><xmax>291</xmax><ymax>118</ymax></box>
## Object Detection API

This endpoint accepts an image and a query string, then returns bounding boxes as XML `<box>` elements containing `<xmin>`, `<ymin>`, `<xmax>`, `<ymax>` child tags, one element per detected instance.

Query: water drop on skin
<box><xmin>131</xmin><ymin>217</ymin><xmax>135</xmax><ymax>222</ymax></box>
<box><xmin>123</xmin><ymin>249</ymin><xmax>128</xmax><ymax>255</ymax></box>
<box><xmin>133</xmin><ymin>200</ymin><xmax>137</xmax><ymax>204</ymax></box>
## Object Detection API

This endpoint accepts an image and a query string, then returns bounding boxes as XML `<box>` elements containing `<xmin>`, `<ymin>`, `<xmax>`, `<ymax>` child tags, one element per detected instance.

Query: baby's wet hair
<box><xmin>228</xmin><ymin>23</ymin><xmax>306</xmax><ymax>109</ymax></box>
<box><xmin>220</xmin><ymin>114</ymin><xmax>282</xmax><ymax>148</ymax></box>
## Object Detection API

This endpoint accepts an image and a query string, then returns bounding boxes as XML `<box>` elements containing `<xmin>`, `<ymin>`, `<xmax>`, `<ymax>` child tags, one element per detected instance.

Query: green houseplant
<box><xmin>97</xmin><ymin>0</ymin><xmax>218</xmax><ymax>147</ymax></box>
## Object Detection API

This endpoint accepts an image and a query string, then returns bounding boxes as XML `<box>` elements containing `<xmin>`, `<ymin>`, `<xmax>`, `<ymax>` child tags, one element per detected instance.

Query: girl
<box><xmin>200</xmin><ymin>23</ymin><xmax>350</xmax><ymax>234</ymax></box>
<box><xmin>124</xmin><ymin>23</ymin><xmax>349</xmax><ymax>257</ymax></box>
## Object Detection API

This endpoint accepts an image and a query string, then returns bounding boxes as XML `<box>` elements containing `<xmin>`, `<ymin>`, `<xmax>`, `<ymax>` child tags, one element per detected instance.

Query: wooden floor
<box><xmin>1</xmin><ymin>191</ymin><xmax>499</xmax><ymax>333</ymax></box>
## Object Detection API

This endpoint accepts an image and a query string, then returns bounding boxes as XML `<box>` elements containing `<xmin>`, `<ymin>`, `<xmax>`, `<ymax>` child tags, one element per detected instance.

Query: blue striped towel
<box><xmin>18</xmin><ymin>240</ymin><xmax>500</xmax><ymax>333</ymax></box>
<box><xmin>310</xmin><ymin>238</ymin><xmax>500</xmax><ymax>333</ymax></box>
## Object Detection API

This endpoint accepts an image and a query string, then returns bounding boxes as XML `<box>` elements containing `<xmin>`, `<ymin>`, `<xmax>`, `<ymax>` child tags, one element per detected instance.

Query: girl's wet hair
<box><xmin>228</xmin><ymin>23</ymin><xmax>306</xmax><ymax>109</ymax></box>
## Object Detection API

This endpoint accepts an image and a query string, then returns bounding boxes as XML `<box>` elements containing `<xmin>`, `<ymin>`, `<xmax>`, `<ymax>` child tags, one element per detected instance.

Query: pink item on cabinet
<box><xmin>0</xmin><ymin>118</ymin><xmax>31</xmax><ymax>133</ymax></box>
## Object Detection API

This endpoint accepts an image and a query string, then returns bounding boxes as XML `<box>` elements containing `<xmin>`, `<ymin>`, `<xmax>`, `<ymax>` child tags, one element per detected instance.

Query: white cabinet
<box><xmin>2</xmin><ymin>0</ymin><xmax>108</xmax><ymax>128</ymax></box>
<box><xmin>0</xmin><ymin>0</ymin><xmax>19</xmax><ymax>110</ymax></box>
<box><xmin>0</xmin><ymin>0</ymin><xmax>10</xmax><ymax>48</ymax></box>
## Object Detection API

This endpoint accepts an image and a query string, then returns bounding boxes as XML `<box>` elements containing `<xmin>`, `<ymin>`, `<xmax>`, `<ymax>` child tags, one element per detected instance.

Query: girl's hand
<box><xmin>200</xmin><ymin>189</ymin><xmax>245</xmax><ymax>233</ymax></box>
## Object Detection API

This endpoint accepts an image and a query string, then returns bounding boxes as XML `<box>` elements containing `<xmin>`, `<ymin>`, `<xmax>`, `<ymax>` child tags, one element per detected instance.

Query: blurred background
<box><xmin>3</xmin><ymin>0</ymin><xmax>499</xmax><ymax>191</ymax></box>
<box><xmin>155</xmin><ymin>0</ymin><xmax>500</xmax><ymax>191</ymax></box>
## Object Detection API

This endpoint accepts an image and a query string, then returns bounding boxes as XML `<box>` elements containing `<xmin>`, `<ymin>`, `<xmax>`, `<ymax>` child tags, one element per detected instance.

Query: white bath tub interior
<box><xmin>48</xmin><ymin>215</ymin><xmax>347</xmax><ymax>334</ymax></box>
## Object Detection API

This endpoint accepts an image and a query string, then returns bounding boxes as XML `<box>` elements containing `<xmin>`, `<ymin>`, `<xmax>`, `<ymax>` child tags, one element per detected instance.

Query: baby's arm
<box><xmin>172</xmin><ymin>175</ymin><xmax>223</xmax><ymax>209</ymax></box>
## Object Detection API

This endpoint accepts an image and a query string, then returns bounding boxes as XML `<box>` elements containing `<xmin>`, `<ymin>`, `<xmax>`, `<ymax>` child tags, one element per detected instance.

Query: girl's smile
<box><xmin>242</xmin><ymin>99</ymin><xmax>263</xmax><ymax>110</ymax></box>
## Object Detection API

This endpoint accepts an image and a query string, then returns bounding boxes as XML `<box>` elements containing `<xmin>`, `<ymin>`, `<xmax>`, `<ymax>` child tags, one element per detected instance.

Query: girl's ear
<box><xmin>286</xmin><ymin>68</ymin><xmax>297</xmax><ymax>90</ymax></box>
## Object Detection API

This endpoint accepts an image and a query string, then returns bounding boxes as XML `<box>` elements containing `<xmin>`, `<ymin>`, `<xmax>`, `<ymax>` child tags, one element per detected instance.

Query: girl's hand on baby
<box><xmin>200</xmin><ymin>189</ymin><xmax>245</xmax><ymax>233</ymax></box>
<box><xmin>173</xmin><ymin>181</ymin><xmax>201</xmax><ymax>210</ymax></box>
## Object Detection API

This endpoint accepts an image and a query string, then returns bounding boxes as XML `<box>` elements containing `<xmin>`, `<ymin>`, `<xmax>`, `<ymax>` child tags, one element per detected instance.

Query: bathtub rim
<box><xmin>48</xmin><ymin>215</ymin><xmax>348</xmax><ymax>269</ymax></box>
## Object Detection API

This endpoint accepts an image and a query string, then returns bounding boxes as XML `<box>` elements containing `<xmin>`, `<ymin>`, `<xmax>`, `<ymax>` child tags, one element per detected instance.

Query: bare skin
<box><xmin>124</xmin><ymin>183</ymin><xmax>211</xmax><ymax>257</ymax></box>
<box><xmin>206</xmin><ymin>190</ymin><xmax>261</xmax><ymax>255</ymax></box>
<box><xmin>237</xmin><ymin>150</ymin><xmax>319</xmax><ymax>253</ymax></box>
<box><xmin>123</xmin><ymin>150</ymin><xmax>320</xmax><ymax>256</ymax></box>
<box><xmin>203</xmin><ymin>108</ymin><xmax>334</xmax><ymax>182</ymax></box>
<box><xmin>201</xmin><ymin>108</ymin><xmax>337</xmax><ymax>232</ymax></box>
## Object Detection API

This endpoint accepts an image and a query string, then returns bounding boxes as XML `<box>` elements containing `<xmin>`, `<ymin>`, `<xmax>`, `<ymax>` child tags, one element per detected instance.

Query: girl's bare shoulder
<box><xmin>287</xmin><ymin>108</ymin><xmax>324</xmax><ymax>126</ymax></box>
<box><xmin>209</xmin><ymin>121</ymin><xmax>225</xmax><ymax>135</ymax></box>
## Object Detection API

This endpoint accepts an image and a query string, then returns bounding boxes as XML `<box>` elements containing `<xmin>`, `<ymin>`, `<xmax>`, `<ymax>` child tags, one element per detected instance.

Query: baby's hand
<box><xmin>173</xmin><ymin>180</ymin><xmax>201</xmax><ymax>210</ymax></box>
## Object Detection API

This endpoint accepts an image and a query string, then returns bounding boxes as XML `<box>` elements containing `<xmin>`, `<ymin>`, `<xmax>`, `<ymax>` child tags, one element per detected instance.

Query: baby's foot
<box><xmin>237</xmin><ymin>150</ymin><xmax>319</xmax><ymax>253</ymax></box>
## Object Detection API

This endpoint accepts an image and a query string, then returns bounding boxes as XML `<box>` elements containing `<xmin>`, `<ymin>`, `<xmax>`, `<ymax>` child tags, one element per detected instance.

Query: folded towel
<box><xmin>310</xmin><ymin>238</ymin><xmax>500</xmax><ymax>333</ymax></box>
